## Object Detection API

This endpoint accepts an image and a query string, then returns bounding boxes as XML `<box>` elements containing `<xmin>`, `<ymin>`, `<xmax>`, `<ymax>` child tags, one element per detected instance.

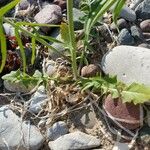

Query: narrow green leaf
<box><xmin>31</xmin><ymin>37</ymin><xmax>36</xmax><ymax>65</ymax></box>
<box><xmin>15</xmin><ymin>27</ymin><xmax>26</xmax><ymax>73</ymax></box>
<box><xmin>0</xmin><ymin>0</ymin><xmax>20</xmax><ymax>17</ymax></box>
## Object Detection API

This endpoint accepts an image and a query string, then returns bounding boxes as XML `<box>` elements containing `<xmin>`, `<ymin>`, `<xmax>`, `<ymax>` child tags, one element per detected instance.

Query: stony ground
<box><xmin>0</xmin><ymin>0</ymin><xmax>150</xmax><ymax>150</ymax></box>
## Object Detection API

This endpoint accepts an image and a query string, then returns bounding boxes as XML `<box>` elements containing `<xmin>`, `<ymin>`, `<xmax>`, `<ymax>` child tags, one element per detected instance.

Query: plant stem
<box><xmin>67</xmin><ymin>0</ymin><xmax>78</xmax><ymax>79</ymax></box>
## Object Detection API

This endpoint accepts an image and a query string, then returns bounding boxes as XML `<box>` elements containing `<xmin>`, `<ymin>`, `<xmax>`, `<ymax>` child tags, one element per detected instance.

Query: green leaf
<box><xmin>121</xmin><ymin>83</ymin><xmax>150</xmax><ymax>104</ymax></box>
<box><xmin>60</xmin><ymin>23</ymin><xmax>70</xmax><ymax>48</ymax></box>
<box><xmin>31</xmin><ymin>37</ymin><xmax>36</xmax><ymax>65</ymax></box>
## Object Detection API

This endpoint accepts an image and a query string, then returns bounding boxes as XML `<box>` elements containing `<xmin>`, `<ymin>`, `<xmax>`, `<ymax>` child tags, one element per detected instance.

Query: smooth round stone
<box><xmin>120</xmin><ymin>6</ymin><xmax>136</xmax><ymax>22</ymax></box>
<box><xmin>138</xmin><ymin>43</ymin><xmax>150</xmax><ymax>49</ymax></box>
<box><xmin>110</xmin><ymin>18</ymin><xmax>129</xmax><ymax>32</ymax></box>
<box><xmin>140</xmin><ymin>19</ymin><xmax>150</xmax><ymax>32</ymax></box>
<box><xmin>101</xmin><ymin>46</ymin><xmax>150</xmax><ymax>86</ymax></box>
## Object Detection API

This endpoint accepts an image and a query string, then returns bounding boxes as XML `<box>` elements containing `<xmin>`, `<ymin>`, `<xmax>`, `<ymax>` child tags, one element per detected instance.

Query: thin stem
<box><xmin>67</xmin><ymin>0</ymin><xmax>78</xmax><ymax>79</ymax></box>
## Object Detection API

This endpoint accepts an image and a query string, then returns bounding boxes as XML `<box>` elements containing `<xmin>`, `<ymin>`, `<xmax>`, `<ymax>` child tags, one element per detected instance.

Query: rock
<box><xmin>130</xmin><ymin>25</ymin><xmax>144</xmax><ymax>42</ymax></box>
<box><xmin>34</xmin><ymin>4</ymin><xmax>62</xmax><ymax>33</ymax></box>
<box><xmin>130</xmin><ymin>0</ymin><xmax>143</xmax><ymax>10</ymax></box>
<box><xmin>138</xmin><ymin>43</ymin><xmax>150</xmax><ymax>48</ymax></box>
<box><xmin>29</xmin><ymin>85</ymin><xmax>48</xmax><ymax>114</ymax></box>
<box><xmin>140</xmin><ymin>19</ymin><xmax>150</xmax><ymax>32</ymax></box>
<box><xmin>53</xmin><ymin>0</ymin><xmax>66</xmax><ymax>10</ymax></box>
<box><xmin>143</xmin><ymin>32</ymin><xmax>150</xmax><ymax>39</ymax></box>
<box><xmin>101</xmin><ymin>46</ymin><xmax>150</xmax><ymax>85</ymax></box>
<box><xmin>42</xmin><ymin>60</ymin><xmax>56</xmax><ymax>76</ymax></box>
<box><xmin>3</xmin><ymin>23</ymin><xmax>15</xmax><ymax>37</ymax></box>
<box><xmin>0</xmin><ymin>0</ymin><xmax>11</xmax><ymax>8</ymax></box>
<box><xmin>118</xmin><ymin>29</ymin><xmax>135</xmax><ymax>45</ymax></box>
<box><xmin>48</xmin><ymin>131</ymin><xmax>100</xmax><ymax>150</ymax></box>
<box><xmin>139</xmin><ymin>126</ymin><xmax>150</xmax><ymax>145</ymax></box>
<box><xmin>18</xmin><ymin>0</ymin><xmax>34</xmax><ymax>10</ymax></box>
<box><xmin>113</xmin><ymin>142</ymin><xmax>129</xmax><ymax>150</ymax></box>
<box><xmin>73</xmin><ymin>8</ymin><xmax>85</xmax><ymax>30</ymax></box>
<box><xmin>0</xmin><ymin>106</ymin><xmax>44</xmax><ymax>150</ymax></box>
<box><xmin>110</xmin><ymin>19</ymin><xmax>129</xmax><ymax>32</ymax></box>
<box><xmin>0</xmin><ymin>95</ymin><xmax>10</xmax><ymax>106</ymax></box>
<box><xmin>47</xmin><ymin>121</ymin><xmax>69</xmax><ymax>141</ymax></box>
<box><xmin>81</xmin><ymin>64</ymin><xmax>101</xmax><ymax>77</ymax></box>
<box><xmin>3</xmin><ymin>80</ymin><xmax>33</xmax><ymax>93</ymax></box>
<box><xmin>135</xmin><ymin>0</ymin><xmax>150</xmax><ymax>20</ymax></box>
<box><xmin>103</xmin><ymin>94</ymin><xmax>143</xmax><ymax>130</ymax></box>
<box><xmin>70</xmin><ymin>107</ymin><xmax>97</xmax><ymax>129</ymax></box>
<box><xmin>48</xmin><ymin>33</ymin><xmax>65</xmax><ymax>60</ymax></box>
<box><xmin>120</xmin><ymin>6</ymin><xmax>136</xmax><ymax>22</ymax></box>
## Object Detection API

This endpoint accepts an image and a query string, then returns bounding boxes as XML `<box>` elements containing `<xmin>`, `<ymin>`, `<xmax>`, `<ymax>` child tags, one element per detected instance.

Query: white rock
<box><xmin>113</xmin><ymin>142</ymin><xmax>129</xmax><ymax>150</ymax></box>
<box><xmin>34</xmin><ymin>4</ymin><xmax>62</xmax><ymax>32</ymax></box>
<box><xmin>48</xmin><ymin>131</ymin><xmax>100</xmax><ymax>150</ymax></box>
<box><xmin>101</xmin><ymin>46</ymin><xmax>150</xmax><ymax>86</ymax></box>
<box><xmin>47</xmin><ymin>121</ymin><xmax>69</xmax><ymax>141</ymax></box>
<box><xmin>29</xmin><ymin>86</ymin><xmax>47</xmax><ymax>114</ymax></box>
<box><xmin>0</xmin><ymin>106</ymin><xmax>44</xmax><ymax>150</ymax></box>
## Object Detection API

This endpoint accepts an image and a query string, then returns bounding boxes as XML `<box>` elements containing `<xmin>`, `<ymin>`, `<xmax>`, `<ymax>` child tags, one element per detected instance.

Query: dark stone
<box><xmin>118</xmin><ymin>29</ymin><xmax>135</xmax><ymax>45</ymax></box>
<box><xmin>130</xmin><ymin>25</ymin><xmax>145</xmax><ymax>42</ymax></box>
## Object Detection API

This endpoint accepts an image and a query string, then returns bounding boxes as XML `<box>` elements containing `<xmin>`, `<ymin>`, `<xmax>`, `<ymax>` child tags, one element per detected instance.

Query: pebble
<box><xmin>46</xmin><ymin>121</ymin><xmax>69</xmax><ymax>141</ymax></box>
<box><xmin>140</xmin><ymin>19</ymin><xmax>150</xmax><ymax>32</ymax></box>
<box><xmin>3</xmin><ymin>23</ymin><xmax>15</xmax><ymax>37</ymax></box>
<box><xmin>113</xmin><ymin>142</ymin><xmax>129</xmax><ymax>150</ymax></box>
<box><xmin>101</xmin><ymin>46</ymin><xmax>150</xmax><ymax>85</ymax></box>
<box><xmin>81</xmin><ymin>64</ymin><xmax>101</xmax><ymax>77</ymax></box>
<box><xmin>34</xmin><ymin>4</ymin><xmax>62</xmax><ymax>33</ymax></box>
<box><xmin>29</xmin><ymin>85</ymin><xmax>48</xmax><ymax>114</ymax></box>
<box><xmin>135</xmin><ymin>0</ymin><xmax>150</xmax><ymax>20</ymax></box>
<box><xmin>70</xmin><ymin>107</ymin><xmax>97</xmax><ymax>129</ymax></box>
<box><xmin>73</xmin><ymin>8</ymin><xmax>85</xmax><ymax>30</ymax></box>
<box><xmin>110</xmin><ymin>18</ymin><xmax>129</xmax><ymax>32</ymax></box>
<box><xmin>18</xmin><ymin>0</ymin><xmax>34</xmax><ymax>10</ymax></box>
<box><xmin>120</xmin><ymin>6</ymin><xmax>136</xmax><ymax>22</ymax></box>
<box><xmin>130</xmin><ymin>25</ymin><xmax>144</xmax><ymax>42</ymax></box>
<box><xmin>0</xmin><ymin>106</ymin><xmax>44</xmax><ymax>150</ymax></box>
<box><xmin>138</xmin><ymin>43</ymin><xmax>150</xmax><ymax>49</ymax></box>
<box><xmin>118</xmin><ymin>29</ymin><xmax>135</xmax><ymax>45</ymax></box>
<box><xmin>53</xmin><ymin>0</ymin><xmax>66</xmax><ymax>10</ymax></box>
<box><xmin>48</xmin><ymin>131</ymin><xmax>101</xmax><ymax>150</ymax></box>
<box><xmin>130</xmin><ymin>0</ymin><xmax>143</xmax><ymax>10</ymax></box>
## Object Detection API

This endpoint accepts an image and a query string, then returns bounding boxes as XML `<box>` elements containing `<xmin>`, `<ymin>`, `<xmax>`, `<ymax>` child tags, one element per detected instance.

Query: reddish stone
<box><xmin>103</xmin><ymin>94</ymin><xmax>143</xmax><ymax>130</ymax></box>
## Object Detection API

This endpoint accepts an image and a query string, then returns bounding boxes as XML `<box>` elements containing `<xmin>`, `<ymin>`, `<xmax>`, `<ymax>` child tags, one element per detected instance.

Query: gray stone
<box><xmin>34</xmin><ymin>4</ymin><xmax>62</xmax><ymax>33</ymax></box>
<box><xmin>113</xmin><ymin>142</ymin><xmax>129</xmax><ymax>150</ymax></box>
<box><xmin>73</xmin><ymin>8</ymin><xmax>85</xmax><ymax>30</ymax></box>
<box><xmin>29</xmin><ymin>85</ymin><xmax>47</xmax><ymax>114</ymax></box>
<box><xmin>101</xmin><ymin>46</ymin><xmax>150</xmax><ymax>85</ymax></box>
<box><xmin>138</xmin><ymin>43</ymin><xmax>150</xmax><ymax>49</ymax></box>
<box><xmin>130</xmin><ymin>0</ymin><xmax>143</xmax><ymax>10</ymax></box>
<box><xmin>118</xmin><ymin>29</ymin><xmax>135</xmax><ymax>45</ymax></box>
<box><xmin>120</xmin><ymin>6</ymin><xmax>136</xmax><ymax>22</ymax></box>
<box><xmin>130</xmin><ymin>25</ymin><xmax>144</xmax><ymax>42</ymax></box>
<box><xmin>48</xmin><ymin>131</ymin><xmax>100</xmax><ymax>150</ymax></box>
<box><xmin>135</xmin><ymin>0</ymin><xmax>150</xmax><ymax>20</ymax></box>
<box><xmin>3</xmin><ymin>23</ymin><xmax>15</xmax><ymax>37</ymax></box>
<box><xmin>18</xmin><ymin>0</ymin><xmax>35</xmax><ymax>10</ymax></box>
<box><xmin>70</xmin><ymin>107</ymin><xmax>97</xmax><ymax>129</ymax></box>
<box><xmin>110</xmin><ymin>18</ymin><xmax>129</xmax><ymax>32</ymax></box>
<box><xmin>0</xmin><ymin>106</ymin><xmax>44</xmax><ymax>150</ymax></box>
<box><xmin>47</xmin><ymin>121</ymin><xmax>69</xmax><ymax>141</ymax></box>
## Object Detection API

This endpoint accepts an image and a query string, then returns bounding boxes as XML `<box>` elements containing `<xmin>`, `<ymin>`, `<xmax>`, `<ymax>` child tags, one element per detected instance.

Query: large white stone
<box><xmin>48</xmin><ymin>131</ymin><xmax>100</xmax><ymax>150</ymax></box>
<box><xmin>0</xmin><ymin>106</ymin><xmax>44</xmax><ymax>150</ymax></box>
<box><xmin>101</xmin><ymin>46</ymin><xmax>150</xmax><ymax>86</ymax></box>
